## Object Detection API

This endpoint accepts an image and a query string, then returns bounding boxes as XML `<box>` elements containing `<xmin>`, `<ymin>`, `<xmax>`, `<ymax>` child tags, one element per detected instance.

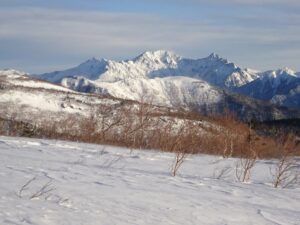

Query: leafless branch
<box><xmin>271</xmin><ymin>134</ymin><xmax>300</xmax><ymax>188</ymax></box>
<box><xmin>30</xmin><ymin>178</ymin><xmax>55</xmax><ymax>199</ymax></box>
<box><xmin>17</xmin><ymin>176</ymin><xmax>37</xmax><ymax>198</ymax></box>
<box><xmin>213</xmin><ymin>167</ymin><xmax>231</xmax><ymax>180</ymax></box>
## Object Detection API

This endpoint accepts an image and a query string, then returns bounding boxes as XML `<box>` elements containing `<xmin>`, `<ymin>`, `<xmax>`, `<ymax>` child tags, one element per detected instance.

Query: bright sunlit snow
<box><xmin>0</xmin><ymin>136</ymin><xmax>299</xmax><ymax>225</ymax></box>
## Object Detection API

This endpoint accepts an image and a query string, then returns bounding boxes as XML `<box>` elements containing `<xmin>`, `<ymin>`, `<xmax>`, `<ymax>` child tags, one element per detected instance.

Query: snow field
<box><xmin>0</xmin><ymin>136</ymin><xmax>299</xmax><ymax>225</ymax></box>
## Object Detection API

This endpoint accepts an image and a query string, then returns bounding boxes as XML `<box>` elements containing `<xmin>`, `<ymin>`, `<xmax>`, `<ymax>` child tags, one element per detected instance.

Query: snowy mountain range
<box><xmin>235</xmin><ymin>68</ymin><xmax>300</xmax><ymax>109</ymax></box>
<box><xmin>38</xmin><ymin>50</ymin><xmax>259</xmax><ymax>89</ymax></box>
<box><xmin>2</xmin><ymin>50</ymin><xmax>300</xmax><ymax>121</ymax></box>
<box><xmin>35</xmin><ymin>50</ymin><xmax>300</xmax><ymax>113</ymax></box>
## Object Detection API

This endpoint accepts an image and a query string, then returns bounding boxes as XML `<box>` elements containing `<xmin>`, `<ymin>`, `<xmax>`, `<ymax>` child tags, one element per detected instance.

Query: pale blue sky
<box><xmin>0</xmin><ymin>0</ymin><xmax>299</xmax><ymax>73</ymax></box>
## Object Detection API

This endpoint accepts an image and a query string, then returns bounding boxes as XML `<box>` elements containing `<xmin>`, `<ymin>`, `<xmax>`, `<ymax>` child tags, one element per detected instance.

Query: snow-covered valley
<box><xmin>0</xmin><ymin>136</ymin><xmax>299</xmax><ymax>225</ymax></box>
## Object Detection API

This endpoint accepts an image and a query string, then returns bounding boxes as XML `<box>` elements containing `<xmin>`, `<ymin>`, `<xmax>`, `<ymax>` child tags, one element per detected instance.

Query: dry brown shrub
<box><xmin>235</xmin><ymin>124</ymin><xmax>258</xmax><ymax>182</ymax></box>
<box><xmin>3</xmin><ymin>95</ymin><xmax>299</xmax><ymax>162</ymax></box>
<box><xmin>196</xmin><ymin>111</ymin><xmax>249</xmax><ymax>157</ymax></box>
<box><xmin>271</xmin><ymin>134</ymin><xmax>300</xmax><ymax>188</ymax></box>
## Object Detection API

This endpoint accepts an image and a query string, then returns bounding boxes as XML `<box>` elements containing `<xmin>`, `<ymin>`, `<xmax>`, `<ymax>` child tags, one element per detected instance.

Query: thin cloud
<box><xmin>152</xmin><ymin>0</ymin><xmax>300</xmax><ymax>6</ymax></box>
<box><xmin>0</xmin><ymin>7</ymin><xmax>299</xmax><ymax>72</ymax></box>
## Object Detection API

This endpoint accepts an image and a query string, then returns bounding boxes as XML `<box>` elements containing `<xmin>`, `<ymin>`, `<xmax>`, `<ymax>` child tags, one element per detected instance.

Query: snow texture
<box><xmin>0</xmin><ymin>136</ymin><xmax>299</xmax><ymax>225</ymax></box>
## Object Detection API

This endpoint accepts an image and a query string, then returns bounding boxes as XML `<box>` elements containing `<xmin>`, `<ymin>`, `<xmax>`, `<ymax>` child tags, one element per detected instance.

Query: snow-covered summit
<box><xmin>133</xmin><ymin>50</ymin><xmax>181</xmax><ymax>65</ymax></box>
<box><xmin>207</xmin><ymin>52</ymin><xmax>221</xmax><ymax>61</ymax></box>
<box><xmin>36</xmin><ymin>50</ymin><xmax>257</xmax><ymax>88</ymax></box>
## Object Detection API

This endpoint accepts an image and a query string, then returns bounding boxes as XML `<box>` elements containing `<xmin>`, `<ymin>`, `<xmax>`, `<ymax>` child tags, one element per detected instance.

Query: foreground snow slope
<box><xmin>0</xmin><ymin>136</ymin><xmax>299</xmax><ymax>225</ymax></box>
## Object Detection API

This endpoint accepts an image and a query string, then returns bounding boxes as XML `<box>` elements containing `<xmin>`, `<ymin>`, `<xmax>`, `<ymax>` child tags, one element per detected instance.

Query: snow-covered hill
<box><xmin>60</xmin><ymin>75</ymin><xmax>300</xmax><ymax>121</ymax></box>
<box><xmin>0</xmin><ymin>69</ymin><xmax>75</xmax><ymax>92</ymax></box>
<box><xmin>0</xmin><ymin>68</ymin><xmax>28</xmax><ymax>78</ymax></box>
<box><xmin>61</xmin><ymin>76</ymin><xmax>223</xmax><ymax>109</ymax></box>
<box><xmin>0</xmin><ymin>69</ymin><xmax>123</xmax><ymax>124</ymax></box>
<box><xmin>0</xmin><ymin>136</ymin><xmax>299</xmax><ymax>225</ymax></box>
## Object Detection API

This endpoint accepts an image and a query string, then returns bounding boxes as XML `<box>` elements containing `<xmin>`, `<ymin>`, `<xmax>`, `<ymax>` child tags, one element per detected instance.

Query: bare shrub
<box><xmin>171</xmin><ymin>151</ymin><xmax>188</xmax><ymax>177</ymax></box>
<box><xmin>235</xmin><ymin>151</ymin><xmax>257</xmax><ymax>183</ymax></box>
<box><xmin>5</xmin><ymin>91</ymin><xmax>299</xmax><ymax>161</ymax></box>
<box><xmin>17</xmin><ymin>176</ymin><xmax>37</xmax><ymax>198</ymax></box>
<box><xmin>30</xmin><ymin>178</ymin><xmax>55</xmax><ymax>200</ymax></box>
<box><xmin>117</xmin><ymin>96</ymin><xmax>161</xmax><ymax>151</ymax></box>
<box><xmin>79</xmin><ymin>112</ymin><xmax>98</xmax><ymax>143</ymax></box>
<box><xmin>128</xmin><ymin>94</ymin><xmax>157</xmax><ymax>149</ymax></box>
<box><xmin>169</xmin><ymin>122</ymin><xmax>193</xmax><ymax>176</ymax></box>
<box><xmin>96</xmin><ymin>104</ymin><xmax>123</xmax><ymax>142</ymax></box>
<box><xmin>271</xmin><ymin>134</ymin><xmax>300</xmax><ymax>188</ymax></box>
<box><xmin>101</xmin><ymin>154</ymin><xmax>124</xmax><ymax>168</ymax></box>
<box><xmin>235</xmin><ymin>123</ymin><xmax>257</xmax><ymax>183</ymax></box>
<box><xmin>213</xmin><ymin>167</ymin><xmax>232</xmax><ymax>180</ymax></box>
<box><xmin>220</xmin><ymin>113</ymin><xmax>246</xmax><ymax>158</ymax></box>
<box><xmin>17</xmin><ymin>176</ymin><xmax>56</xmax><ymax>200</ymax></box>
<box><xmin>221</xmin><ymin>115</ymin><xmax>248</xmax><ymax>157</ymax></box>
